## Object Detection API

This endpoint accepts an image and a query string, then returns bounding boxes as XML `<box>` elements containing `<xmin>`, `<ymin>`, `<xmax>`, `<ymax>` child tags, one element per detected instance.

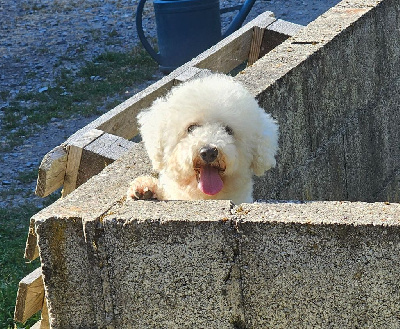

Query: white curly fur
<box><xmin>127</xmin><ymin>74</ymin><xmax>279</xmax><ymax>204</ymax></box>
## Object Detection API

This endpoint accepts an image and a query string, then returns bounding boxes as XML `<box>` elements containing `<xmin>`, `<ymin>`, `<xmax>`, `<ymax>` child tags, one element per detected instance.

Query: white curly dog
<box><xmin>127</xmin><ymin>74</ymin><xmax>278</xmax><ymax>204</ymax></box>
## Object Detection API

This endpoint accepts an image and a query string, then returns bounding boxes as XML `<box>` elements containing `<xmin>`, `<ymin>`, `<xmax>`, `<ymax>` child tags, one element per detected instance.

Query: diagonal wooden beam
<box><xmin>14</xmin><ymin>268</ymin><xmax>44</xmax><ymax>324</ymax></box>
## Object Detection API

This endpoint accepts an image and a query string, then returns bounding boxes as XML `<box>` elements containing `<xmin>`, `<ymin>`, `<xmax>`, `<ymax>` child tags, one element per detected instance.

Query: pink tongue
<box><xmin>198</xmin><ymin>166</ymin><xmax>223</xmax><ymax>195</ymax></box>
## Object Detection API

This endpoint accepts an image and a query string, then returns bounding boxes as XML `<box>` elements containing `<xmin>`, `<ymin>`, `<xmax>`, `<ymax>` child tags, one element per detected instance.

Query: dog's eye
<box><xmin>225</xmin><ymin>126</ymin><xmax>234</xmax><ymax>135</ymax></box>
<box><xmin>187</xmin><ymin>124</ymin><xmax>200</xmax><ymax>133</ymax></box>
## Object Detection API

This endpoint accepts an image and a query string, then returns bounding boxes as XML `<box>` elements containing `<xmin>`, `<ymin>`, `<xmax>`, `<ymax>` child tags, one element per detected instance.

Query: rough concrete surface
<box><xmin>237</xmin><ymin>202</ymin><xmax>400</xmax><ymax>328</ymax></box>
<box><xmin>237</xmin><ymin>0</ymin><xmax>400</xmax><ymax>202</ymax></box>
<box><xmin>35</xmin><ymin>199</ymin><xmax>400</xmax><ymax>328</ymax></box>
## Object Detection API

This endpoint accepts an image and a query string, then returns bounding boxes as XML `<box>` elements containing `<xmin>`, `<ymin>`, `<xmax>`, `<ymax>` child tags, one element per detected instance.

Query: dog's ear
<box><xmin>251</xmin><ymin>113</ymin><xmax>279</xmax><ymax>176</ymax></box>
<box><xmin>137</xmin><ymin>104</ymin><xmax>165</xmax><ymax>171</ymax></box>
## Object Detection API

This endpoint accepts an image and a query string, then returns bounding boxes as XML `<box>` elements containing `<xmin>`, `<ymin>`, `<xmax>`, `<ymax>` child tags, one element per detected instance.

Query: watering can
<box><xmin>136</xmin><ymin>0</ymin><xmax>257</xmax><ymax>73</ymax></box>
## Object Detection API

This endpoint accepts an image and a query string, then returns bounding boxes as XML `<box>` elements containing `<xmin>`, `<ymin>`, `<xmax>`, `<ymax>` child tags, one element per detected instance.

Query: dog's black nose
<box><xmin>200</xmin><ymin>146</ymin><xmax>218</xmax><ymax>163</ymax></box>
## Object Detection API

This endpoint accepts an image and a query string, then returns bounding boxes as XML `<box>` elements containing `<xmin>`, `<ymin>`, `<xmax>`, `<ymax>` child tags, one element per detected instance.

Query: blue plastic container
<box><xmin>153</xmin><ymin>0</ymin><xmax>221</xmax><ymax>73</ymax></box>
<box><xmin>136</xmin><ymin>0</ymin><xmax>256</xmax><ymax>73</ymax></box>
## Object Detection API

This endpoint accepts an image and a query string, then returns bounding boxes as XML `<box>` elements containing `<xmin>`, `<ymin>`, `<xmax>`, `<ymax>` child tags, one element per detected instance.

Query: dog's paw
<box><xmin>127</xmin><ymin>176</ymin><xmax>158</xmax><ymax>200</ymax></box>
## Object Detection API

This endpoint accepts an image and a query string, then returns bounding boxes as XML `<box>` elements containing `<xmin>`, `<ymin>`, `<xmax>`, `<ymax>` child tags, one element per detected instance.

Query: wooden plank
<box><xmin>75</xmin><ymin>133</ymin><xmax>135</xmax><ymax>188</ymax></box>
<box><xmin>25</xmin><ymin>217</ymin><xmax>39</xmax><ymax>261</ymax></box>
<box><xmin>35</xmin><ymin>145</ymin><xmax>67</xmax><ymax>197</ymax></box>
<box><xmin>259</xmin><ymin>19</ymin><xmax>303</xmax><ymax>58</ymax></box>
<box><xmin>195</xmin><ymin>28</ymin><xmax>253</xmax><ymax>72</ymax></box>
<box><xmin>40</xmin><ymin>298</ymin><xmax>50</xmax><ymax>329</ymax></box>
<box><xmin>174</xmin><ymin>67</ymin><xmax>212</xmax><ymax>85</ymax></box>
<box><xmin>30</xmin><ymin>299</ymin><xmax>50</xmax><ymax>329</ymax></box>
<box><xmin>35</xmin><ymin>77</ymin><xmax>175</xmax><ymax>198</ymax></box>
<box><xmin>249</xmin><ymin>19</ymin><xmax>303</xmax><ymax>66</ymax></box>
<box><xmin>248</xmin><ymin>26</ymin><xmax>266</xmax><ymax>66</ymax></box>
<box><xmin>97</xmin><ymin>77</ymin><xmax>175</xmax><ymax>139</ymax></box>
<box><xmin>83</xmin><ymin>132</ymin><xmax>135</xmax><ymax>160</ymax></box>
<box><xmin>62</xmin><ymin>144</ymin><xmax>84</xmax><ymax>197</ymax></box>
<box><xmin>248</xmin><ymin>14</ymin><xmax>283</xmax><ymax>66</ymax></box>
<box><xmin>14</xmin><ymin>268</ymin><xmax>44</xmax><ymax>323</ymax></box>
<box><xmin>195</xmin><ymin>12</ymin><xmax>276</xmax><ymax>72</ymax></box>
<box><xmin>62</xmin><ymin>129</ymin><xmax>104</xmax><ymax>197</ymax></box>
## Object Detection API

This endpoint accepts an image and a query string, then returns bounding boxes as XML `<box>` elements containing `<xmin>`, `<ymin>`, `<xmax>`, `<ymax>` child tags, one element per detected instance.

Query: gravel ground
<box><xmin>0</xmin><ymin>0</ymin><xmax>340</xmax><ymax>208</ymax></box>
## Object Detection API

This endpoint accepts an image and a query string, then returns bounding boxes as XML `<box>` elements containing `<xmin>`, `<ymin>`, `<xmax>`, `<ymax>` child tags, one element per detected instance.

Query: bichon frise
<box><xmin>127</xmin><ymin>74</ymin><xmax>278</xmax><ymax>204</ymax></box>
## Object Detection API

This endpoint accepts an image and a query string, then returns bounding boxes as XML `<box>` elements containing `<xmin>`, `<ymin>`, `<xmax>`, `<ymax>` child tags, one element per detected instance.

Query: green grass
<box><xmin>0</xmin><ymin>205</ymin><xmax>41</xmax><ymax>328</ymax></box>
<box><xmin>1</xmin><ymin>45</ymin><xmax>158</xmax><ymax>151</ymax></box>
<box><xmin>16</xmin><ymin>169</ymin><xmax>38</xmax><ymax>184</ymax></box>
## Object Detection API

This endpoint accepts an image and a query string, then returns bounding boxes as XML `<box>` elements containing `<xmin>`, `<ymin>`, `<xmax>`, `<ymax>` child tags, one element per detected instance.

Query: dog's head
<box><xmin>138</xmin><ymin>74</ymin><xmax>278</xmax><ymax>196</ymax></box>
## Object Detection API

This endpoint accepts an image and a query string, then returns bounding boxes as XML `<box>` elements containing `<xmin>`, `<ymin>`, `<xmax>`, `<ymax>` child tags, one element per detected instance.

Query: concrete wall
<box><xmin>30</xmin><ymin>0</ymin><xmax>400</xmax><ymax>327</ymax></box>
<box><xmin>237</xmin><ymin>0</ymin><xmax>400</xmax><ymax>202</ymax></box>
<box><xmin>35</xmin><ymin>193</ymin><xmax>400</xmax><ymax>328</ymax></box>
